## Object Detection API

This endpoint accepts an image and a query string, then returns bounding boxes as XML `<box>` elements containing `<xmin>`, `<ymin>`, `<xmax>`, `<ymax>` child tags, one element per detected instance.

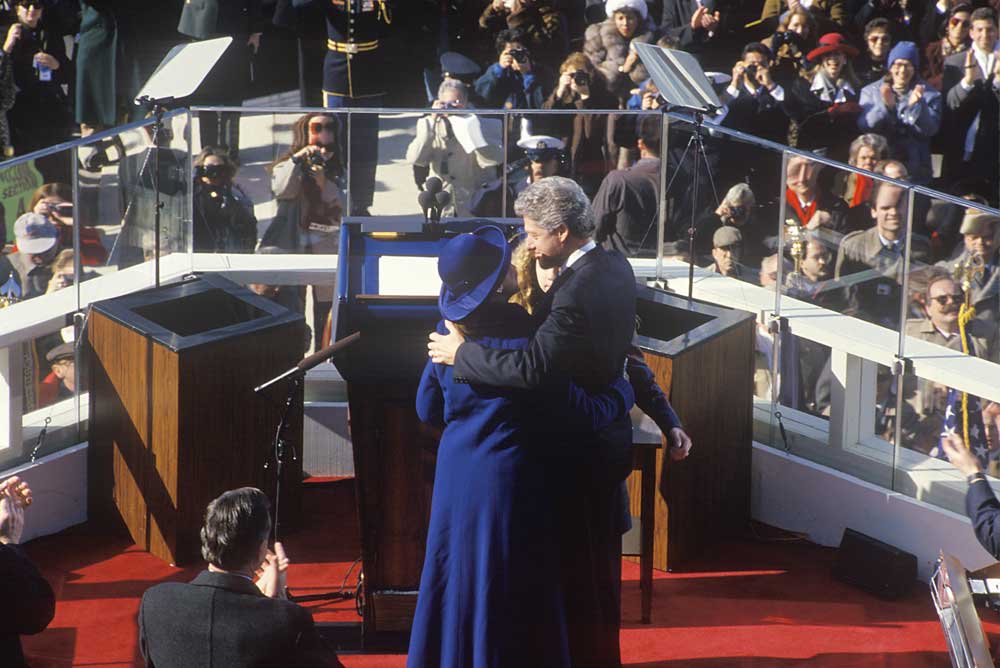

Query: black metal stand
<box><xmin>267</xmin><ymin>374</ymin><xmax>301</xmax><ymax>544</ymax></box>
<box><xmin>134</xmin><ymin>96</ymin><xmax>174</xmax><ymax>287</ymax></box>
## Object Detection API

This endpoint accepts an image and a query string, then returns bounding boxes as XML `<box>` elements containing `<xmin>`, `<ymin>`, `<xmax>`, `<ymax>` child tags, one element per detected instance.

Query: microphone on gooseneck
<box><xmin>423</xmin><ymin>176</ymin><xmax>443</xmax><ymax>195</ymax></box>
<box><xmin>418</xmin><ymin>190</ymin><xmax>436</xmax><ymax>223</ymax></box>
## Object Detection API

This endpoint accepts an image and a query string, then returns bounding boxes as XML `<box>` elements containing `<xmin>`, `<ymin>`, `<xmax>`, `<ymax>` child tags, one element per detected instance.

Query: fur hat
<box><xmin>605</xmin><ymin>0</ymin><xmax>648</xmax><ymax>20</ymax></box>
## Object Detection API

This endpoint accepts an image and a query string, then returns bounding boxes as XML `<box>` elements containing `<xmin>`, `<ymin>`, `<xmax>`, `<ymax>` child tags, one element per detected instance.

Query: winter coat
<box><xmin>583</xmin><ymin>18</ymin><xmax>656</xmax><ymax>101</ymax></box>
<box><xmin>858</xmin><ymin>78</ymin><xmax>942</xmax><ymax>185</ymax></box>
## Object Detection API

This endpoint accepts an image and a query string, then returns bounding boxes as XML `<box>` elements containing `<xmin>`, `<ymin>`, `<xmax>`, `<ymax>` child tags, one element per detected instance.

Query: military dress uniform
<box><xmin>310</xmin><ymin>0</ymin><xmax>392</xmax><ymax>106</ymax></box>
<box><xmin>294</xmin><ymin>0</ymin><xmax>391</xmax><ymax>214</ymax></box>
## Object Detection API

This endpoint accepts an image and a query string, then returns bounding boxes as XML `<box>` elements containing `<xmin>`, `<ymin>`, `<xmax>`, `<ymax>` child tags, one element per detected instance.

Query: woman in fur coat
<box><xmin>583</xmin><ymin>0</ymin><xmax>657</xmax><ymax>104</ymax></box>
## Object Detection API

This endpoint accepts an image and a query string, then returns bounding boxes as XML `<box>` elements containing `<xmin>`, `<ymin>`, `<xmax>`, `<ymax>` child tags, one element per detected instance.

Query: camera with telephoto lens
<box><xmin>509</xmin><ymin>48</ymin><xmax>529</xmax><ymax>64</ymax></box>
<box><xmin>743</xmin><ymin>64</ymin><xmax>758</xmax><ymax>81</ymax></box>
<box><xmin>572</xmin><ymin>70</ymin><xmax>590</xmax><ymax>86</ymax></box>
<box><xmin>200</xmin><ymin>163</ymin><xmax>225</xmax><ymax>180</ymax></box>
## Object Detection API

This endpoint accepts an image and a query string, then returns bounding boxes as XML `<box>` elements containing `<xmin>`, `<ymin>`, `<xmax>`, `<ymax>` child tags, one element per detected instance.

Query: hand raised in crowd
<box><xmin>0</xmin><ymin>476</ymin><xmax>33</xmax><ymax>545</ymax></box>
<box><xmin>880</xmin><ymin>83</ymin><xmax>896</xmax><ymax>108</ymax></box>
<box><xmin>805</xmin><ymin>210</ymin><xmax>831</xmax><ymax>230</ymax></box>
<box><xmin>689</xmin><ymin>5</ymin><xmax>708</xmax><ymax>29</ymax></box>
<box><xmin>491</xmin><ymin>0</ymin><xmax>508</xmax><ymax>10</ymax></box>
<box><xmin>247</xmin><ymin>33</ymin><xmax>262</xmax><ymax>54</ymax></box>
<box><xmin>940</xmin><ymin>433</ymin><xmax>983</xmax><ymax>477</ymax></box>
<box><xmin>620</xmin><ymin>50</ymin><xmax>639</xmax><ymax>74</ymax></box>
<box><xmin>293</xmin><ymin>144</ymin><xmax>328</xmax><ymax>163</ymax></box>
<box><xmin>753</xmin><ymin>63</ymin><xmax>774</xmax><ymax>89</ymax></box>
<box><xmin>498</xmin><ymin>51</ymin><xmax>514</xmax><ymax>70</ymax></box>
<box><xmin>34</xmin><ymin>52</ymin><xmax>59</xmax><ymax>71</ymax></box>
<box><xmin>556</xmin><ymin>71</ymin><xmax>575</xmax><ymax>100</ymax></box>
<box><xmin>668</xmin><ymin>427</ymin><xmax>694</xmax><ymax>461</ymax></box>
<box><xmin>963</xmin><ymin>48</ymin><xmax>982</xmax><ymax>86</ymax></box>
<box><xmin>701</xmin><ymin>9</ymin><xmax>721</xmax><ymax>31</ymax></box>
<box><xmin>907</xmin><ymin>84</ymin><xmax>925</xmax><ymax>106</ymax></box>
<box><xmin>732</xmin><ymin>61</ymin><xmax>746</xmax><ymax>85</ymax></box>
<box><xmin>3</xmin><ymin>23</ymin><xmax>21</xmax><ymax>55</ymax></box>
<box><xmin>255</xmin><ymin>541</ymin><xmax>290</xmax><ymax>599</ymax></box>
<box><xmin>641</xmin><ymin>89</ymin><xmax>661</xmax><ymax>110</ymax></box>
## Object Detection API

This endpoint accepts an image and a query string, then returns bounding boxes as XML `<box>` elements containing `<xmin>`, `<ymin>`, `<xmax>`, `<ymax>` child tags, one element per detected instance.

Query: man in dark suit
<box><xmin>941</xmin><ymin>6</ymin><xmax>999</xmax><ymax>203</ymax></box>
<box><xmin>138</xmin><ymin>487</ymin><xmax>341</xmax><ymax>668</ymax></box>
<box><xmin>428</xmin><ymin>176</ymin><xmax>636</xmax><ymax>667</ymax></box>
<box><xmin>942</xmin><ymin>433</ymin><xmax>1000</xmax><ymax>559</ymax></box>
<box><xmin>0</xmin><ymin>476</ymin><xmax>56</xmax><ymax>668</ymax></box>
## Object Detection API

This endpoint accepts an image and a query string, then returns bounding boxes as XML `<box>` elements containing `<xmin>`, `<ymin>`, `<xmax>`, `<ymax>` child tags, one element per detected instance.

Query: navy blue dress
<box><xmin>407</xmin><ymin>303</ymin><xmax>633</xmax><ymax>668</ymax></box>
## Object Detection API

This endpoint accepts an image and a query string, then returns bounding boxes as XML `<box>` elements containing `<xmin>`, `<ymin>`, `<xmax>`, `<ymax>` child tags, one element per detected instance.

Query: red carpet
<box><xmin>18</xmin><ymin>479</ymin><xmax>993</xmax><ymax>667</ymax></box>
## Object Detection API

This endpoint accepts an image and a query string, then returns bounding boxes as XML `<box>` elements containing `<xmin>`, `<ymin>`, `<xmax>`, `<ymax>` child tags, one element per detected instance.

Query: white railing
<box><xmin>3</xmin><ymin>251</ymin><xmax>999</xmax><ymax>518</ymax></box>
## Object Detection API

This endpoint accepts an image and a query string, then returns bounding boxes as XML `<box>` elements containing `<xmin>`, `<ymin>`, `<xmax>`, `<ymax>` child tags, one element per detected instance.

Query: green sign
<box><xmin>0</xmin><ymin>160</ymin><xmax>45</xmax><ymax>244</ymax></box>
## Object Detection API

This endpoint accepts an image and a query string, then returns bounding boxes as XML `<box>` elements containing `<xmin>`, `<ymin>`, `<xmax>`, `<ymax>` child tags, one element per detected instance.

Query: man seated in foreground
<box><xmin>138</xmin><ymin>487</ymin><xmax>342</xmax><ymax>668</ymax></box>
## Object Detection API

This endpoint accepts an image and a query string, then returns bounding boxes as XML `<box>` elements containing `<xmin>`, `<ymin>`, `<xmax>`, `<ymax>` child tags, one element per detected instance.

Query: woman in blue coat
<box><xmin>858</xmin><ymin>41</ymin><xmax>942</xmax><ymax>185</ymax></box>
<box><xmin>407</xmin><ymin>226</ymin><xmax>634</xmax><ymax>668</ymax></box>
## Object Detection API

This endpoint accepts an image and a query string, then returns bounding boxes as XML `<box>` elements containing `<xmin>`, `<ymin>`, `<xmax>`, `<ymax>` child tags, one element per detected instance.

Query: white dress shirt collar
<box><xmin>563</xmin><ymin>239</ymin><xmax>597</xmax><ymax>271</ymax></box>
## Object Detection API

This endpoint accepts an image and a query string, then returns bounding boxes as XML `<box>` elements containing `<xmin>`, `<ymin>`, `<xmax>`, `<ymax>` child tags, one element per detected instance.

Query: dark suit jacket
<box><xmin>138</xmin><ymin>570</ymin><xmax>340</xmax><ymax>668</ymax></box>
<box><xmin>967</xmin><ymin>479</ymin><xmax>1000</xmax><ymax>559</ymax></box>
<box><xmin>178</xmin><ymin>0</ymin><xmax>266</xmax><ymax>39</ymax></box>
<box><xmin>0</xmin><ymin>544</ymin><xmax>56</xmax><ymax>668</ymax></box>
<box><xmin>455</xmin><ymin>244</ymin><xmax>637</xmax><ymax>482</ymax></box>
<box><xmin>942</xmin><ymin>49</ymin><xmax>1000</xmax><ymax>186</ymax></box>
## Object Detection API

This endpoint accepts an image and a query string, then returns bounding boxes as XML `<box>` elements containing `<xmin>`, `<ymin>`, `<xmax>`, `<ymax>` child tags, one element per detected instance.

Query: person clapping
<box><xmin>0</xmin><ymin>475</ymin><xmax>56</xmax><ymax>668</ymax></box>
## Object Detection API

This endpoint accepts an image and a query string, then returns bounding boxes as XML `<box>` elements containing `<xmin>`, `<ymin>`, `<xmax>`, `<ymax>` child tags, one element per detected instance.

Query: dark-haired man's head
<box><xmin>200</xmin><ymin>487</ymin><xmax>271</xmax><ymax>574</ymax></box>
<box><xmin>970</xmin><ymin>7</ymin><xmax>998</xmax><ymax>52</ymax></box>
<box><xmin>636</xmin><ymin>115</ymin><xmax>660</xmax><ymax>157</ymax></box>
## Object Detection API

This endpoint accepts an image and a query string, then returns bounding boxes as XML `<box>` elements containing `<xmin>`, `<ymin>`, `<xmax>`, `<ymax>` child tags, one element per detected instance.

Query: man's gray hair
<box><xmin>514</xmin><ymin>176</ymin><xmax>596</xmax><ymax>238</ymax></box>
<box><xmin>723</xmin><ymin>183</ymin><xmax>755</xmax><ymax>207</ymax></box>
<box><xmin>437</xmin><ymin>79</ymin><xmax>469</xmax><ymax>105</ymax></box>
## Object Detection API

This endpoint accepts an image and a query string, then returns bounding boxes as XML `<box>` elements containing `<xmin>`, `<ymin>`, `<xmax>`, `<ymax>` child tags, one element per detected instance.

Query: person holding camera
<box><xmin>542</xmin><ymin>51</ymin><xmax>617</xmax><ymax>196</ymax></box>
<box><xmin>478</xmin><ymin>0</ymin><xmax>568</xmax><ymax>71</ymax></box>
<box><xmin>192</xmin><ymin>146</ymin><xmax>258</xmax><ymax>254</ymax></box>
<box><xmin>2</xmin><ymin>0</ymin><xmax>72</xmax><ymax>157</ymax></box>
<box><xmin>265</xmin><ymin>113</ymin><xmax>344</xmax><ymax>348</ymax></box>
<box><xmin>406</xmin><ymin>80</ymin><xmax>503</xmax><ymax>217</ymax></box>
<box><xmin>474</xmin><ymin>29</ymin><xmax>551</xmax><ymax>109</ymax></box>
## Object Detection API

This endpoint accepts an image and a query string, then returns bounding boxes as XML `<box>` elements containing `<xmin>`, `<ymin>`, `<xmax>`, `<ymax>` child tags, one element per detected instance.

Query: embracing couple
<box><xmin>408</xmin><ymin>176</ymin><xmax>691</xmax><ymax>668</ymax></box>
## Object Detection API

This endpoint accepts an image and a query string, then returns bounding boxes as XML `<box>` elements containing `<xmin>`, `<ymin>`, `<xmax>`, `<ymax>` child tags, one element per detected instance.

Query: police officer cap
<box><xmin>441</xmin><ymin>52</ymin><xmax>481</xmax><ymax>79</ymax></box>
<box><xmin>959</xmin><ymin>210</ymin><xmax>1000</xmax><ymax>236</ymax></box>
<box><xmin>713</xmin><ymin>226</ymin><xmax>742</xmax><ymax>248</ymax></box>
<box><xmin>516</xmin><ymin>135</ymin><xmax>565</xmax><ymax>151</ymax></box>
<box><xmin>46</xmin><ymin>342</ymin><xmax>74</xmax><ymax>364</ymax></box>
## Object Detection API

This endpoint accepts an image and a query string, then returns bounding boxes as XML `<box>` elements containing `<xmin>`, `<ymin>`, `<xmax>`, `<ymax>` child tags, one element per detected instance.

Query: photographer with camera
<box><xmin>764</xmin><ymin>9</ymin><xmax>817</xmax><ymax>86</ymax></box>
<box><xmin>406</xmin><ymin>80</ymin><xmax>503</xmax><ymax>217</ymax></box>
<box><xmin>719</xmin><ymin>43</ymin><xmax>790</xmax><ymax>194</ymax></box>
<box><xmin>543</xmin><ymin>51</ymin><xmax>617</xmax><ymax>195</ymax></box>
<box><xmin>192</xmin><ymin>146</ymin><xmax>257</xmax><ymax>254</ymax></box>
<box><xmin>474</xmin><ymin>29</ymin><xmax>551</xmax><ymax>109</ymax></box>
<box><xmin>478</xmin><ymin>0</ymin><xmax>568</xmax><ymax>71</ymax></box>
<box><xmin>264</xmin><ymin>113</ymin><xmax>345</xmax><ymax>348</ymax></box>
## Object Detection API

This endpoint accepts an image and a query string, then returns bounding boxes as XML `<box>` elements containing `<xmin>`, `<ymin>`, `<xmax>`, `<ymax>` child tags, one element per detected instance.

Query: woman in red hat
<box><xmin>782</xmin><ymin>32</ymin><xmax>862</xmax><ymax>159</ymax></box>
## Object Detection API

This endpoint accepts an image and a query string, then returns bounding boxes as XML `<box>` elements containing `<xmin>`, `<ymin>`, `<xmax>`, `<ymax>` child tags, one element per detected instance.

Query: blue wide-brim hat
<box><xmin>438</xmin><ymin>225</ymin><xmax>512</xmax><ymax>322</ymax></box>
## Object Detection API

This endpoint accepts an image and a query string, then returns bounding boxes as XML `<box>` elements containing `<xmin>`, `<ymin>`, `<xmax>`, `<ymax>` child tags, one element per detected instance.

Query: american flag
<box><xmin>933</xmin><ymin>390</ymin><xmax>990</xmax><ymax>467</ymax></box>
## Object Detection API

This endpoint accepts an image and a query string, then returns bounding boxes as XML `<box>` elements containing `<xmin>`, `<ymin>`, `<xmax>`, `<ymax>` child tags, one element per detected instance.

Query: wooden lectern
<box><xmin>625</xmin><ymin>285</ymin><xmax>756</xmax><ymax>572</ymax></box>
<box><xmin>86</xmin><ymin>274</ymin><xmax>306</xmax><ymax>566</ymax></box>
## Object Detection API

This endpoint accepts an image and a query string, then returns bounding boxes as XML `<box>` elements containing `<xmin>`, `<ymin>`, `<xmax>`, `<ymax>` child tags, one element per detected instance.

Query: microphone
<box><xmin>418</xmin><ymin>190</ymin><xmax>436</xmax><ymax>220</ymax></box>
<box><xmin>254</xmin><ymin>331</ymin><xmax>361</xmax><ymax>393</ymax></box>
<box><xmin>424</xmin><ymin>176</ymin><xmax>443</xmax><ymax>195</ymax></box>
<box><xmin>434</xmin><ymin>190</ymin><xmax>452</xmax><ymax>212</ymax></box>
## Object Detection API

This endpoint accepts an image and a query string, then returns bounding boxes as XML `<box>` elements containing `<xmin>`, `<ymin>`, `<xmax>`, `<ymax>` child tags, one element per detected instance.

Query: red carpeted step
<box><xmin>17</xmin><ymin>478</ymin><xmax>983</xmax><ymax>667</ymax></box>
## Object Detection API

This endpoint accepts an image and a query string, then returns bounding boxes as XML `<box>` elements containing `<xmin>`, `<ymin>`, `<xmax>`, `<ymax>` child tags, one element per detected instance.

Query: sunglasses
<box><xmin>930</xmin><ymin>293</ymin><xmax>964</xmax><ymax>306</ymax></box>
<box><xmin>950</xmin><ymin>17</ymin><xmax>971</xmax><ymax>27</ymax></box>
<box><xmin>867</xmin><ymin>34</ymin><xmax>891</xmax><ymax>42</ymax></box>
<box><xmin>309</xmin><ymin>121</ymin><xmax>337</xmax><ymax>132</ymax></box>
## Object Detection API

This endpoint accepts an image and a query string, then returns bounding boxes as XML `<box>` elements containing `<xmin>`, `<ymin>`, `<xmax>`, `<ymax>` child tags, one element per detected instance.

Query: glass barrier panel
<box><xmin>892</xmin><ymin>193</ymin><xmax>1000</xmax><ymax>507</ymax></box>
<box><xmin>390</xmin><ymin>109</ymin><xmax>505</xmax><ymax>219</ymax></box>
<box><xmin>0</xmin><ymin>323</ymin><xmax>82</xmax><ymax>471</ymax></box>
<box><xmin>77</xmin><ymin>113</ymin><xmax>190</xmax><ymax>280</ymax></box>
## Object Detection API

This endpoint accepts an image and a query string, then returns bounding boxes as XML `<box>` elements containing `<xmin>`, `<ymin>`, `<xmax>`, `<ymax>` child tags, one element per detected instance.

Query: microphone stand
<box><xmin>134</xmin><ymin>95</ymin><xmax>175</xmax><ymax>288</ymax></box>
<box><xmin>255</xmin><ymin>331</ymin><xmax>361</xmax><ymax>544</ymax></box>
